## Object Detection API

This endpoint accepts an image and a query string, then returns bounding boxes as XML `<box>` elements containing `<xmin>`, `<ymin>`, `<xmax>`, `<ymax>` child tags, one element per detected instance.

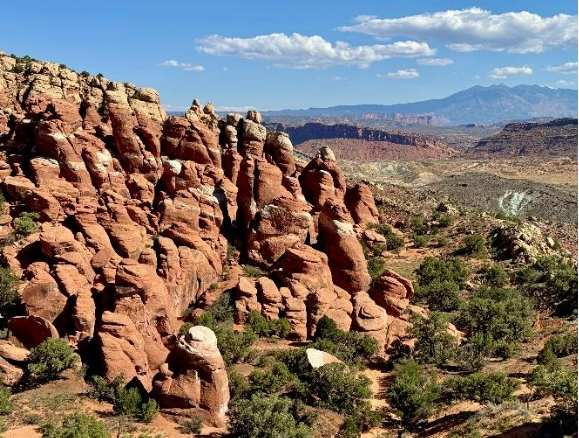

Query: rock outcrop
<box><xmin>0</xmin><ymin>52</ymin><xmax>419</xmax><ymax>419</ymax></box>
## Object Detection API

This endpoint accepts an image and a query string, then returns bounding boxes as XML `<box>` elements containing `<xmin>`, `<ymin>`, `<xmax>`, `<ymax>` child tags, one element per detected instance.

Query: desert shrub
<box><xmin>242</xmin><ymin>264</ymin><xmax>267</xmax><ymax>278</ymax></box>
<box><xmin>537</xmin><ymin>333</ymin><xmax>578</xmax><ymax>366</ymax></box>
<box><xmin>457</xmin><ymin>286</ymin><xmax>533</xmax><ymax>358</ymax></box>
<box><xmin>13</xmin><ymin>212</ymin><xmax>40</xmax><ymax>239</ymax></box>
<box><xmin>337</xmin><ymin>403</ymin><xmax>382</xmax><ymax>438</ymax></box>
<box><xmin>386</xmin><ymin>234</ymin><xmax>405</xmax><ymax>251</ymax></box>
<box><xmin>414</xmin><ymin>280</ymin><xmax>460</xmax><ymax>312</ymax></box>
<box><xmin>443</xmin><ymin>372</ymin><xmax>519</xmax><ymax>404</ymax></box>
<box><xmin>311</xmin><ymin>316</ymin><xmax>378</xmax><ymax>365</ymax></box>
<box><xmin>367</xmin><ymin>257</ymin><xmax>386</xmax><ymax>281</ymax></box>
<box><xmin>27</xmin><ymin>338</ymin><xmax>78</xmax><ymax>383</ymax></box>
<box><xmin>386</xmin><ymin>359</ymin><xmax>439</xmax><ymax>429</ymax></box>
<box><xmin>191</xmin><ymin>291</ymin><xmax>235</xmax><ymax>327</ymax></box>
<box><xmin>307</xmin><ymin>363</ymin><xmax>372</xmax><ymax>414</ymax></box>
<box><xmin>114</xmin><ymin>385</ymin><xmax>158</xmax><ymax>422</ymax></box>
<box><xmin>367</xmin><ymin>223</ymin><xmax>404</xmax><ymax>250</ymax></box>
<box><xmin>409</xmin><ymin>216</ymin><xmax>429</xmax><ymax>236</ymax></box>
<box><xmin>274</xmin><ymin>349</ymin><xmax>311</xmax><ymax>378</ymax></box>
<box><xmin>0</xmin><ymin>191</ymin><xmax>5</xmax><ymax>213</ymax></box>
<box><xmin>215</xmin><ymin>324</ymin><xmax>257</xmax><ymax>365</ymax></box>
<box><xmin>96</xmin><ymin>73</ymin><xmax>104</xmax><ymax>79</ymax></box>
<box><xmin>80</xmin><ymin>70</ymin><xmax>90</xmax><ymax>77</ymax></box>
<box><xmin>248</xmin><ymin>362</ymin><xmax>297</xmax><ymax>395</ymax></box>
<box><xmin>246</xmin><ymin>310</ymin><xmax>291</xmax><ymax>339</ymax></box>
<box><xmin>410</xmin><ymin>312</ymin><xmax>456</xmax><ymax>366</ymax></box>
<box><xmin>41</xmin><ymin>413</ymin><xmax>108</xmax><ymax>438</ymax></box>
<box><xmin>0</xmin><ymin>384</ymin><xmax>12</xmax><ymax>415</ymax></box>
<box><xmin>89</xmin><ymin>374</ymin><xmax>125</xmax><ymax>403</ymax></box>
<box><xmin>229</xmin><ymin>395</ymin><xmax>313</xmax><ymax>438</ymax></box>
<box><xmin>413</xmin><ymin>234</ymin><xmax>429</xmax><ymax>248</ymax></box>
<box><xmin>529</xmin><ymin>363</ymin><xmax>578</xmax><ymax>416</ymax></box>
<box><xmin>436</xmin><ymin>214</ymin><xmax>454</xmax><ymax>228</ymax></box>
<box><xmin>181</xmin><ymin>415</ymin><xmax>203</xmax><ymax>435</ymax></box>
<box><xmin>435</xmin><ymin>237</ymin><xmax>450</xmax><ymax>248</ymax></box>
<box><xmin>454</xmin><ymin>333</ymin><xmax>488</xmax><ymax>373</ymax></box>
<box><xmin>416</xmin><ymin>257</ymin><xmax>468</xmax><ymax>287</ymax></box>
<box><xmin>462</xmin><ymin>233</ymin><xmax>486</xmax><ymax>256</ymax></box>
<box><xmin>0</xmin><ymin>267</ymin><xmax>21</xmax><ymax>322</ymax></box>
<box><xmin>228</xmin><ymin>369</ymin><xmax>250</xmax><ymax>400</ymax></box>
<box><xmin>479</xmin><ymin>264</ymin><xmax>508</xmax><ymax>287</ymax></box>
<box><xmin>515</xmin><ymin>256</ymin><xmax>577</xmax><ymax>314</ymax></box>
<box><xmin>372</xmin><ymin>243</ymin><xmax>387</xmax><ymax>256</ymax></box>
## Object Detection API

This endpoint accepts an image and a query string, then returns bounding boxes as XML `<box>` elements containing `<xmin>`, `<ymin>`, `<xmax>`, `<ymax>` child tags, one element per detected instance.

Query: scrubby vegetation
<box><xmin>41</xmin><ymin>413</ymin><xmax>109</xmax><ymax>438</ymax></box>
<box><xmin>443</xmin><ymin>372</ymin><xmax>519</xmax><ymax>404</ymax></box>
<box><xmin>413</xmin><ymin>257</ymin><xmax>468</xmax><ymax>311</ymax></box>
<box><xmin>27</xmin><ymin>338</ymin><xmax>78</xmax><ymax>384</ymax></box>
<box><xmin>367</xmin><ymin>223</ymin><xmax>404</xmax><ymax>250</ymax></box>
<box><xmin>311</xmin><ymin>316</ymin><xmax>378</xmax><ymax>365</ymax></box>
<box><xmin>89</xmin><ymin>375</ymin><xmax>158</xmax><ymax>422</ymax></box>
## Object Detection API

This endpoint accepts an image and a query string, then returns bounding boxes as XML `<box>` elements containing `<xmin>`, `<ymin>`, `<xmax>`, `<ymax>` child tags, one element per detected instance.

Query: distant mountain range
<box><xmin>264</xmin><ymin>85</ymin><xmax>578</xmax><ymax>126</ymax></box>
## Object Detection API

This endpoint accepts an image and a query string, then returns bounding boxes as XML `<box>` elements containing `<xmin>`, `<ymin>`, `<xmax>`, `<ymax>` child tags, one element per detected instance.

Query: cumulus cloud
<box><xmin>158</xmin><ymin>60</ymin><xmax>204</xmax><ymax>71</ymax></box>
<box><xmin>488</xmin><ymin>66</ymin><xmax>533</xmax><ymax>79</ymax></box>
<box><xmin>339</xmin><ymin>8</ymin><xmax>578</xmax><ymax>53</ymax></box>
<box><xmin>547</xmin><ymin>61</ymin><xmax>578</xmax><ymax>74</ymax></box>
<box><xmin>196</xmin><ymin>33</ymin><xmax>435</xmax><ymax>69</ymax></box>
<box><xmin>417</xmin><ymin>58</ymin><xmax>454</xmax><ymax>66</ymax></box>
<box><xmin>378</xmin><ymin>69</ymin><xmax>420</xmax><ymax>79</ymax></box>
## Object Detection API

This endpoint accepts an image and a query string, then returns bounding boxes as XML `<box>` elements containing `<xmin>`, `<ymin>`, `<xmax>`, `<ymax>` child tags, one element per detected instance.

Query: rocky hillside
<box><xmin>0</xmin><ymin>53</ymin><xmax>420</xmax><ymax>427</ymax></box>
<box><xmin>469</xmin><ymin>118</ymin><xmax>578</xmax><ymax>157</ymax></box>
<box><xmin>265</xmin><ymin>122</ymin><xmax>457</xmax><ymax>160</ymax></box>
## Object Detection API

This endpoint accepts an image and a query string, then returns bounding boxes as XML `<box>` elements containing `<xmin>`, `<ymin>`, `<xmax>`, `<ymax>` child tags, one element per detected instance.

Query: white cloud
<box><xmin>196</xmin><ymin>33</ymin><xmax>435</xmax><ymax>69</ymax></box>
<box><xmin>378</xmin><ymin>69</ymin><xmax>420</xmax><ymax>79</ymax></box>
<box><xmin>489</xmin><ymin>66</ymin><xmax>533</xmax><ymax>79</ymax></box>
<box><xmin>339</xmin><ymin>8</ymin><xmax>578</xmax><ymax>53</ymax></box>
<box><xmin>547</xmin><ymin>61</ymin><xmax>578</xmax><ymax>74</ymax></box>
<box><xmin>553</xmin><ymin>79</ymin><xmax>575</xmax><ymax>87</ymax></box>
<box><xmin>331</xmin><ymin>76</ymin><xmax>347</xmax><ymax>81</ymax></box>
<box><xmin>158</xmin><ymin>60</ymin><xmax>204</xmax><ymax>72</ymax></box>
<box><xmin>417</xmin><ymin>58</ymin><xmax>454</xmax><ymax>66</ymax></box>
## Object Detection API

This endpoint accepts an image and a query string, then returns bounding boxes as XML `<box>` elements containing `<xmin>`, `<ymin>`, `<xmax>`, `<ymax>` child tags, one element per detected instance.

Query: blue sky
<box><xmin>3</xmin><ymin>1</ymin><xmax>577</xmax><ymax>111</ymax></box>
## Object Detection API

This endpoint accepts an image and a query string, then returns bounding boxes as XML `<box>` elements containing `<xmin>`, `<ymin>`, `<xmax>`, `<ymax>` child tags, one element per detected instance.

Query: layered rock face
<box><xmin>0</xmin><ymin>53</ymin><xmax>417</xmax><ymax>416</ymax></box>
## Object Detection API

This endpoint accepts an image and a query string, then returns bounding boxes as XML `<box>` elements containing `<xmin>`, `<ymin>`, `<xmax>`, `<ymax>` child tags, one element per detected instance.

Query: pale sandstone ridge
<box><xmin>0</xmin><ymin>52</ymin><xmax>421</xmax><ymax>422</ymax></box>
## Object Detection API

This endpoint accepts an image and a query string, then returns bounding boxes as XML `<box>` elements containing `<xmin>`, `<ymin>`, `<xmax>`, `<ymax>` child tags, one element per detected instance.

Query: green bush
<box><xmin>90</xmin><ymin>374</ymin><xmax>158</xmax><ymax>422</ymax></box>
<box><xmin>367</xmin><ymin>223</ymin><xmax>404</xmax><ymax>250</ymax></box>
<box><xmin>181</xmin><ymin>415</ymin><xmax>203</xmax><ymax>435</ymax></box>
<box><xmin>436</xmin><ymin>237</ymin><xmax>450</xmax><ymax>248</ymax></box>
<box><xmin>515</xmin><ymin>256</ymin><xmax>577</xmax><ymax>314</ymax></box>
<box><xmin>462</xmin><ymin>234</ymin><xmax>486</xmax><ymax>256</ymax></box>
<box><xmin>537</xmin><ymin>333</ymin><xmax>578</xmax><ymax>366</ymax></box>
<box><xmin>529</xmin><ymin>363</ymin><xmax>578</xmax><ymax>416</ymax></box>
<box><xmin>248</xmin><ymin>362</ymin><xmax>297</xmax><ymax>395</ymax></box>
<box><xmin>311</xmin><ymin>316</ymin><xmax>378</xmax><ymax>365</ymax></box>
<box><xmin>479</xmin><ymin>264</ymin><xmax>508</xmax><ymax>287</ymax></box>
<box><xmin>0</xmin><ymin>267</ymin><xmax>21</xmax><ymax>323</ymax></box>
<box><xmin>443</xmin><ymin>372</ymin><xmax>519</xmax><ymax>404</ymax></box>
<box><xmin>414</xmin><ymin>280</ymin><xmax>461</xmax><ymax>312</ymax></box>
<box><xmin>410</xmin><ymin>312</ymin><xmax>456</xmax><ymax>366</ymax></box>
<box><xmin>228</xmin><ymin>369</ymin><xmax>250</xmax><ymax>400</ymax></box>
<box><xmin>229</xmin><ymin>395</ymin><xmax>313</xmax><ymax>438</ymax></box>
<box><xmin>416</xmin><ymin>257</ymin><xmax>468</xmax><ymax>288</ymax></box>
<box><xmin>242</xmin><ymin>264</ymin><xmax>267</xmax><ymax>278</ymax></box>
<box><xmin>41</xmin><ymin>413</ymin><xmax>108</xmax><ymax>438</ymax></box>
<box><xmin>409</xmin><ymin>216</ymin><xmax>429</xmax><ymax>236</ymax></box>
<box><xmin>337</xmin><ymin>402</ymin><xmax>382</xmax><ymax>438</ymax></box>
<box><xmin>247</xmin><ymin>310</ymin><xmax>291</xmax><ymax>339</ymax></box>
<box><xmin>13</xmin><ymin>212</ymin><xmax>39</xmax><ymax>238</ymax></box>
<box><xmin>27</xmin><ymin>338</ymin><xmax>78</xmax><ymax>383</ymax></box>
<box><xmin>307</xmin><ymin>363</ymin><xmax>372</xmax><ymax>414</ymax></box>
<box><xmin>0</xmin><ymin>384</ymin><xmax>12</xmax><ymax>415</ymax></box>
<box><xmin>386</xmin><ymin>359</ymin><xmax>439</xmax><ymax>429</ymax></box>
<box><xmin>457</xmin><ymin>286</ymin><xmax>534</xmax><ymax>358</ymax></box>
<box><xmin>413</xmin><ymin>234</ymin><xmax>429</xmax><ymax>248</ymax></box>
<box><xmin>371</xmin><ymin>243</ymin><xmax>387</xmax><ymax>256</ymax></box>
<box><xmin>367</xmin><ymin>257</ymin><xmax>386</xmax><ymax>281</ymax></box>
<box><xmin>214</xmin><ymin>324</ymin><xmax>257</xmax><ymax>365</ymax></box>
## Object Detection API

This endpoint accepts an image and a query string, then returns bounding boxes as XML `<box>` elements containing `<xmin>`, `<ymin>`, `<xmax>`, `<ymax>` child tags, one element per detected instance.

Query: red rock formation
<box><xmin>0</xmin><ymin>53</ymin><xmax>423</xmax><ymax>422</ymax></box>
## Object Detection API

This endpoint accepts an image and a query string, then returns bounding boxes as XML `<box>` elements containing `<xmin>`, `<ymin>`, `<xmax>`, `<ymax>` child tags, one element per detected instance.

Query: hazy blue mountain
<box><xmin>264</xmin><ymin>85</ymin><xmax>578</xmax><ymax>126</ymax></box>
